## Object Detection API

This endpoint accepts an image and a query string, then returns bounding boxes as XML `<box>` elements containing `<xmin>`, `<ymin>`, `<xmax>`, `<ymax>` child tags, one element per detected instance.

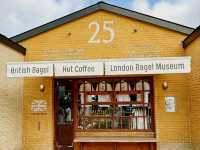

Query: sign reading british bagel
<box><xmin>7</xmin><ymin>62</ymin><xmax>53</xmax><ymax>77</ymax></box>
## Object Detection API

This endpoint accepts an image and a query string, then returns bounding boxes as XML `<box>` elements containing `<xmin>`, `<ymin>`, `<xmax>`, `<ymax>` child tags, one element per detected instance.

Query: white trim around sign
<box><xmin>54</xmin><ymin>61</ymin><xmax>104</xmax><ymax>77</ymax></box>
<box><xmin>7</xmin><ymin>62</ymin><xmax>54</xmax><ymax>77</ymax></box>
<box><xmin>6</xmin><ymin>56</ymin><xmax>191</xmax><ymax>77</ymax></box>
<box><xmin>105</xmin><ymin>57</ymin><xmax>191</xmax><ymax>75</ymax></box>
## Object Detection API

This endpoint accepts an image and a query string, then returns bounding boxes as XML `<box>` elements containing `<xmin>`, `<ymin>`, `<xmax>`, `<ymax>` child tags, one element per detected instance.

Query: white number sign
<box><xmin>88</xmin><ymin>21</ymin><xmax>115</xmax><ymax>44</ymax></box>
<box><xmin>88</xmin><ymin>21</ymin><xmax>100</xmax><ymax>43</ymax></box>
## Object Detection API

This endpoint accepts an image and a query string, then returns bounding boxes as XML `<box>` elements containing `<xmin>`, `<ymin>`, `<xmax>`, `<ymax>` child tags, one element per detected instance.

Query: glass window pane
<box><xmin>57</xmin><ymin>85</ymin><xmax>72</xmax><ymax>124</ymax></box>
<box><xmin>144</xmin><ymin>81</ymin><xmax>150</xmax><ymax>90</ymax></box>
<box><xmin>85</xmin><ymin>81</ymin><xmax>93</xmax><ymax>91</ymax></box>
<box><xmin>121</xmin><ymin>81</ymin><xmax>129</xmax><ymax>91</ymax></box>
<box><xmin>137</xmin><ymin>116</ymin><xmax>145</xmax><ymax>129</ymax></box>
<box><xmin>114</xmin><ymin>117</ymin><xmax>130</xmax><ymax>129</ymax></box>
<box><xmin>79</xmin><ymin>83</ymin><xmax>84</xmax><ymax>92</ymax></box>
<box><xmin>84</xmin><ymin>105</ymin><xmax>113</xmax><ymax>116</ymax></box>
<box><xmin>144</xmin><ymin>92</ymin><xmax>150</xmax><ymax>103</ymax></box>
<box><xmin>89</xmin><ymin>118</ymin><xmax>113</xmax><ymax>129</ymax></box>
<box><xmin>129</xmin><ymin>81</ymin><xmax>135</xmax><ymax>91</ymax></box>
<box><xmin>136</xmin><ymin>93</ymin><xmax>142</xmax><ymax>102</ymax></box>
<box><xmin>98</xmin><ymin>106</ymin><xmax>113</xmax><ymax>116</ymax></box>
<box><xmin>106</xmin><ymin>82</ymin><xmax>113</xmax><ymax>91</ymax></box>
<box><xmin>84</xmin><ymin>105</ymin><xmax>92</xmax><ymax>116</ymax></box>
<box><xmin>91</xmin><ymin>81</ymin><xmax>113</xmax><ymax>91</ymax></box>
<box><xmin>98</xmin><ymin>81</ymin><xmax>106</xmax><ymax>91</ymax></box>
<box><xmin>79</xmin><ymin>93</ymin><xmax>84</xmax><ymax>104</ymax></box>
<box><xmin>98</xmin><ymin>118</ymin><xmax>112</xmax><ymax>129</ymax></box>
<box><xmin>115</xmin><ymin>81</ymin><xmax>121</xmax><ymax>91</ymax></box>
<box><xmin>87</xmin><ymin>94</ymin><xmax>112</xmax><ymax>103</ymax></box>
<box><xmin>98</xmin><ymin>94</ymin><xmax>112</xmax><ymax>102</ymax></box>
<box><xmin>136</xmin><ymin>80</ymin><xmax>143</xmax><ymax>91</ymax></box>
<box><xmin>114</xmin><ymin>80</ymin><xmax>130</xmax><ymax>91</ymax></box>
<box><xmin>146</xmin><ymin>108</ymin><xmax>152</xmax><ymax>129</ymax></box>
<box><xmin>129</xmin><ymin>94</ymin><xmax>137</xmax><ymax>102</ymax></box>
<box><xmin>130</xmin><ymin>117</ymin><xmax>137</xmax><ymax>129</ymax></box>
<box><xmin>134</xmin><ymin>108</ymin><xmax>145</xmax><ymax>129</ymax></box>
<box><xmin>87</xmin><ymin>95</ymin><xmax>98</xmax><ymax>103</ymax></box>
<box><xmin>116</xmin><ymin>94</ymin><xmax>130</xmax><ymax>102</ymax></box>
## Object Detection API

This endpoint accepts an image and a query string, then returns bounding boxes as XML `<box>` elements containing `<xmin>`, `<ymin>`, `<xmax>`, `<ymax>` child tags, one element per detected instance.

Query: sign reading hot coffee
<box><xmin>7</xmin><ymin>62</ymin><xmax>53</xmax><ymax>77</ymax></box>
<box><xmin>54</xmin><ymin>61</ymin><xmax>104</xmax><ymax>76</ymax></box>
<box><xmin>105</xmin><ymin>57</ymin><xmax>191</xmax><ymax>75</ymax></box>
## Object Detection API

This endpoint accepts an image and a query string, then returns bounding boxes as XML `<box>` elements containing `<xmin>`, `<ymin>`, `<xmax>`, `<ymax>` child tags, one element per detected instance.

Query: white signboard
<box><xmin>55</xmin><ymin>61</ymin><xmax>104</xmax><ymax>76</ymax></box>
<box><xmin>165</xmin><ymin>96</ymin><xmax>176</xmax><ymax>112</ymax></box>
<box><xmin>31</xmin><ymin>100</ymin><xmax>47</xmax><ymax>113</ymax></box>
<box><xmin>7</xmin><ymin>62</ymin><xmax>53</xmax><ymax>77</ymax></box>
<box><xmin>105</xmin><ymin>57</ymin><xmax>191</xmax><ymax>75</ymax></box>
<box><xmin>7</xmin><ymin>57</ymin><xmax>191</xmax><ymax>77</ymax></box>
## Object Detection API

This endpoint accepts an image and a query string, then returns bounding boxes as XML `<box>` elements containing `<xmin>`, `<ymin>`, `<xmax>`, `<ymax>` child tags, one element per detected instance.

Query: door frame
<box><xmin>53</xmin><ymin>79</ymin><xmax>78</xmax><ymax>149</ymax></box>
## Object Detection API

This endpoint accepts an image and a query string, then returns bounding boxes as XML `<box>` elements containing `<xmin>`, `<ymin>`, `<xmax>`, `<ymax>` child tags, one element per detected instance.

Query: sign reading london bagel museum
<box><xmin>105</xmin><ymin>57</ymin><xmax>191</xmax><ymax>75</ymax></box>
<box><xmin>54</xmin><ymin>61</ymin><xmax>104</xmax><ymax>76</ymax></box>
<box><xmin>7</xmin><ymin>62</ymin><xmax>53</xmax><ymax>77</ymax></box>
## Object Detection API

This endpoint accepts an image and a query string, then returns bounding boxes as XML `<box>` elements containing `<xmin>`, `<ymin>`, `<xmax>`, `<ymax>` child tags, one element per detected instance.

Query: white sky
<box><xmin>0</xmin><ymin>0</ymin><xmax>200</xmax><ymax>37</ymax></box>
<box><xmin>132</xmin><ymin>0</ymin><xmax>200</xmax><ymax>28</ymax></box>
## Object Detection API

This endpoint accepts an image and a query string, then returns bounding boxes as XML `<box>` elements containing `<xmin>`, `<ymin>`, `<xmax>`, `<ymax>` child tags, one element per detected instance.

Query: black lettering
<box><xmin>63</xmin><ymin>66</ymin><xmax>73</xmax><ymax>72</ymax></box>
<box><xmin>156</xmin><ymin>63</ymin><xmax>185</xmax><ymax>70</ymax></box>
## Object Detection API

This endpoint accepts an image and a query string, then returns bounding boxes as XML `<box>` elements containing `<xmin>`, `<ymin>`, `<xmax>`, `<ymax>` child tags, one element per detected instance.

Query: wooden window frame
<box><xmin>76</xmin><ymin>76</ymin><xmax>154</xmax><ymax>132</ymax></box>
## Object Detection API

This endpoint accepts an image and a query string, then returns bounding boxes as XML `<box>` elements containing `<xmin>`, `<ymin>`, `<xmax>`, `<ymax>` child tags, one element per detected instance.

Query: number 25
<box><xmin>88</xmin><ymin>21</ymin><xmax>115</xmax><ymax>44</ymax></box>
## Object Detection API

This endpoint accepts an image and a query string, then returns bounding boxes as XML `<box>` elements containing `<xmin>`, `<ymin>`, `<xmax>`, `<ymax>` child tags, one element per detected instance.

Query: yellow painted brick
<box><xmin>0</xmin><ymin>43</ymin><xmax>24</xmax><ymax>150</ymax></box>
<box><xmin>185</xmin><ymin>37</ymin><xmax>200</xmax><ymax>149</ymax></box>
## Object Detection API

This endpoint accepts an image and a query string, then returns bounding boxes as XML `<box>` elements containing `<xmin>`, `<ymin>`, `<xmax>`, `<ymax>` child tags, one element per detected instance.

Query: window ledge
<box><xmin>74</xmin><ymin>136</ymin><xmax>156</xmax><ymax>143</ymax></box>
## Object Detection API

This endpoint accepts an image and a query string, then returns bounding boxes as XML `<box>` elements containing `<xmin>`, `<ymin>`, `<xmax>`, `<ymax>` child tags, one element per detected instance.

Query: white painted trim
<box><xmin>6</xmin><ymin>56</ymin><xmax>191</xmax><ymax>77</ymax></box>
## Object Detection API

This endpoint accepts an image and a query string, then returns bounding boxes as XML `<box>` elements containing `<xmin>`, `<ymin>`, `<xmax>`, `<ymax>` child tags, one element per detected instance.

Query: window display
<box><xmin>78</xmin><ymin>77</ymin><xmax>153</xmax><ymax>131</ymax></box>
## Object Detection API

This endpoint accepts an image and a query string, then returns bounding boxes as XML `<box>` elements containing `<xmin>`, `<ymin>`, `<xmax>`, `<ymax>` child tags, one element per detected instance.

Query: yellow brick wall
<box><xmin>19</xmin><ymin>11</ymin><xmax>191</xmax><ymax>150</ymax></box>
<box><xmin>154</xmin><ymin>74</ymin><xmax>191</xmax><ymax>150</ymax></box>
<box><xmin>0</xmin><ymin>43</ymin><xmax>24</xmax><ymax>150</ymax></box>
<box><xmin>22</xmin><ymin>78</ymin><xmax>53</xmax><ymax>150</ymax></box>
<box><xmin>185</xmin><ymin>37</ymin><xmax>200</xmax><ymax>150</ymax></box>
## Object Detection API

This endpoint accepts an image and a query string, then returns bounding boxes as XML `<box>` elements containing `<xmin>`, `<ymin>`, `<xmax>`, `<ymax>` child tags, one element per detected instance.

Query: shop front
<box><xmin>7</xmin><ymin>2</ymin><xmax>195</xmax><ymax>150</ymax></box>
<box><xmin>54</xmin><ymin>77</ymin><xmax>155</xmax><ymax>150</ymax></box>
<box><xmin>7</xmin><ymin>57</ymin><xmax>191</xmax><ymax>150</ymax></box>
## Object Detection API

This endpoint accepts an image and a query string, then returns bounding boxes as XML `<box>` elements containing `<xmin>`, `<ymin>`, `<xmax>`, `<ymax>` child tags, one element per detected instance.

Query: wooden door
<box><xmin>82</xmin><ymin>142</ymin><xmax>156</xmax><ymax>150</ymax></box>
<box><xmin>117</xmin><ymin>143</ymin><xmax>155</xmax><ymax>150</ymax></box>
<box><xmin>83</xmin><ymin>143</ymin><xmax>114</xmax><ymax>150</ymax></box>
<box><xmin>55</xmin><ymin>80</ymin><xmax>74</xmax><ymax>150</ymax></box>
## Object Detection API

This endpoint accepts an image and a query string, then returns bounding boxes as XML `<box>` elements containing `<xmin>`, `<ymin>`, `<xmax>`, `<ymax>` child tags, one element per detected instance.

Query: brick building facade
<box><xmin>2</xmin><ymin>2</ymin><xmax>200</xmax><ymax>150</ymax></box>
